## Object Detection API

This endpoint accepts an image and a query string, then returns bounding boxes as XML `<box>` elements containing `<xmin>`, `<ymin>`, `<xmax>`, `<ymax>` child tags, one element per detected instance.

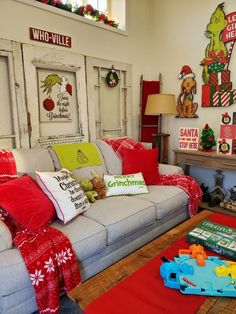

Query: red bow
<box><xmin>203</xmin><ymin>50</ymin><xmax>229</xmax><ymax>66</ymax></box>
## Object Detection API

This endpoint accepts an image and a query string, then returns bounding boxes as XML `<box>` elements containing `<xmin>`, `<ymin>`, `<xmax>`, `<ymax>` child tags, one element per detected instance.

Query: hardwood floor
<box><xmin>76</xmin><ymin>210</ymin><xmax>236</xmax><ymax>313</ymax></box>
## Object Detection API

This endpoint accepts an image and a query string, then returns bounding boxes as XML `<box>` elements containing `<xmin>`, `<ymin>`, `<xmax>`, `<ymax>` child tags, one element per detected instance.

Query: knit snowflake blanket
<box><xmin>14</xmin><ymin>226</ymin><xmax>81</xmax><ymax>314</ymax></box>
<box><xmin>0</xmin><ymin>149</ymin><xmax>17</xmax><ymax>183</ymax></box>
<box><xmin>0</xmin><ymin>150</ymin><xmax>81</xmax><ymax>313</ymax></box>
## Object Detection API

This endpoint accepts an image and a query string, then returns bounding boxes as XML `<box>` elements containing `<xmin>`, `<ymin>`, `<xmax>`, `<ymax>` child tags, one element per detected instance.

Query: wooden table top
<box><xmin>77</xmin><ymin>210</ymin><xmax>236</xmax><ymax>313</ymax></box>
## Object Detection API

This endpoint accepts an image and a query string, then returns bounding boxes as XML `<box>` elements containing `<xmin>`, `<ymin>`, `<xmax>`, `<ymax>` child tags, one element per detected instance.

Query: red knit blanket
<box><xmin>14</xmin><ymin>226</ymin><xmax>81</xmax><ymax>314</ymax></box>
<box><xmin>0</xmin><ymin>149</ymin><xmax>17</xmax><ymax>183</ymax></box>
<box><xmin>158</xmin><ymin>174</ymin><xmax>202</xmax><ymax>216</ymax></box>
<box><xmin>0</xmin><ymin>151</ymin><xmax>81</xmax><ymax>313</ymax></box>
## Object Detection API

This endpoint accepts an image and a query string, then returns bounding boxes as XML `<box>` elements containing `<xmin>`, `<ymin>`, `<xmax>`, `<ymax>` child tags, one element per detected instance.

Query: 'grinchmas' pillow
<box><xmin>104</xmin><ymin>172</ymin><xmax>149</xmax><ymax>196</ymax></box>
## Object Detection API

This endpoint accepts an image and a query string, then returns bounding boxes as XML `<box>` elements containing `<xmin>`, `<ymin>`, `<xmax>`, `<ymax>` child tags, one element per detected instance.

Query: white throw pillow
<box><xmin>35</xmin><ymin>169</ymin><xmax>90</xmax><ymax>224</ymax></box>
<box><xmin>104</xmin><ymin>172</ymin><xmax>149</xmax><ymax>196</ymax></box>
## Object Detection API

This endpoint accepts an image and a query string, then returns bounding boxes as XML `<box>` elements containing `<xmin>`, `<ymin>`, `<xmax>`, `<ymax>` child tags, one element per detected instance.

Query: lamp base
<box><xmin>152</xmin><ymin>133</ymin><xmax>170</xmax><ymax>164</ymax></box>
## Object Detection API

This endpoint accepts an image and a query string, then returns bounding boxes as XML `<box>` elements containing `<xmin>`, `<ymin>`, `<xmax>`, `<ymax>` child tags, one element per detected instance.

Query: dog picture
<box><xmin>176</xmin><ymin>65</ymin><xmax>198</xmax><ymax>118</ymax></box>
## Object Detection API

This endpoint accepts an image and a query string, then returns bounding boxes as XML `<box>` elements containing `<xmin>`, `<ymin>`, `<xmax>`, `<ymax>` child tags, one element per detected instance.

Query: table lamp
<box><xmin>144</xmin><ymin>94</ymin><xmax>176</xmax><ymax>163</ymax></box>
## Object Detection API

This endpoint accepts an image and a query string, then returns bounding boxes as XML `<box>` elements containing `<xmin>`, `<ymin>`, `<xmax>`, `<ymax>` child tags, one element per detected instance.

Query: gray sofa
<box><xmin>0</xmin><ymin>140</ymin><xmax>189</xmax><ymax>314</ymax></box>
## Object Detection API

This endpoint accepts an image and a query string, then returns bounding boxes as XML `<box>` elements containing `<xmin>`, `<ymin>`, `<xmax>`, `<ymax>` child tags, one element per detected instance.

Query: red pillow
<box><xmin>0</xmin><ymin>175</ymin><xmax>56</xmax><ymax>232</ymax></box>
<box><xmin>122</xmin><ymin>148</ymin><xmax>160</xmax><ymax>185</ymax></box>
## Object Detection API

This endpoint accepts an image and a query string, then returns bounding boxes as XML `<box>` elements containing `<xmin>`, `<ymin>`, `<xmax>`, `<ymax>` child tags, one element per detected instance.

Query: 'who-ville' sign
<box><xmin>178</xmin><ymin>127</ymin><xmax>199</xmax><ymax>150</ymax></box>
<box><xmin>29</xmin><ymin>27</ymin><xmax>71</xmax><ymax>48</ymax></box>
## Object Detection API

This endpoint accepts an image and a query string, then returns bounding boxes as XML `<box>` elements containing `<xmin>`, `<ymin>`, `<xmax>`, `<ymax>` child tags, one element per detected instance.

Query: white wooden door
<box><xmin>86</xmin><ymin>57</ymin><xmax>132</xmax><ymax>140</ymax></box>
<box><xmin>22</xmin><ymin>44</ymin><xmax>88</xmax><ymax>147</ymax></box>
<box><xmin>0</xmin><ymin>39</ymin><xmax>28</xmax><ymax>148</ymax></box>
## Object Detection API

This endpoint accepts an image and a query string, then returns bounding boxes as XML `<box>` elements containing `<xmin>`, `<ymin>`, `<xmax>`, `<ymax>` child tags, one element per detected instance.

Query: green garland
<box><xmin>37</xmin><ymin>1</ymin><xmax>119</xmax><ymax>28</ymax></box>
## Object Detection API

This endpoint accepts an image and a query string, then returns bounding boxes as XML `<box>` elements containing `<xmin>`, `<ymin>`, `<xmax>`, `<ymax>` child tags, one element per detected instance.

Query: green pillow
<box><xmin>104</xmin><ymin>172</ymin><xmax>149</xmax><ymax>196</ymax></box>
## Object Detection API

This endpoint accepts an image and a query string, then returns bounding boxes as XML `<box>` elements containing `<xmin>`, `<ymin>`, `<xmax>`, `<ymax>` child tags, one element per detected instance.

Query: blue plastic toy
<box><xmin>160</xmin><ymin>246</ymin><xmax>236</xmax><ymax>297</ymax></box>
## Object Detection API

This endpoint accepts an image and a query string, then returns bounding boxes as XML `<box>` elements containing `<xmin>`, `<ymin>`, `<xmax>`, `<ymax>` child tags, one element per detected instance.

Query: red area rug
<box><xmin>84</xmin><ymin>213</ymin><xmax>236</xmax><ymax>314</ymax></box>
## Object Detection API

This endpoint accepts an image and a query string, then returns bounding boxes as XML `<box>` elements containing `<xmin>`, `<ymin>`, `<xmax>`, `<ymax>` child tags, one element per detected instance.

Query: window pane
<box><xmin>98</xmin><ymin>0</ymin><xmax>107</xmax><ymax>12</ymax></box>
<box><xmin>88</xmin><ymin>0</ymin><xmax>98</xmax><ymax>9</ymax></box>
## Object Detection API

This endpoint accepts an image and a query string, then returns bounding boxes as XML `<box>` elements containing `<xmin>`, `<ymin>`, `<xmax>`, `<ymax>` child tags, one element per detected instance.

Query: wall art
<box><xmin>176</xmin><ymin>65</ymin><xmax>198</xmax><ymax>118</ymax></box>
<box><xmin>201</xmin><ymin>3</ymin><xmax>236</xmax><ymax>107</ymax></box>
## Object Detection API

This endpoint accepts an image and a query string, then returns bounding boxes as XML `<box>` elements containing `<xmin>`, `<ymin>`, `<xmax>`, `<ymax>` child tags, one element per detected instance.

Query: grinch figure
<box><xmin>199</xmin><ymin>123</ymin><xmax>216</xmax><ymax>150</ymax></box>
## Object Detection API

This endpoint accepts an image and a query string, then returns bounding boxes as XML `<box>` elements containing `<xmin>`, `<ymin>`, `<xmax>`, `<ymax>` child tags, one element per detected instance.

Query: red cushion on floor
<box><xmin>0</xmin><ymin>175</ymin><xmax>56</xmax><ymax>232</ymax></box>
<box><xmin>122</xmin><ymin>148</ymin><xmax>160</xmax><ymax>185</ymax></box>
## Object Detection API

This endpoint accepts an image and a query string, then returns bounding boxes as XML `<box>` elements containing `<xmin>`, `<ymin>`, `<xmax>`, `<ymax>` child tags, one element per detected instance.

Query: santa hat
<box><xmin>178</xmin><ymin>65</ymin><xmax>195</xmax><ymax>80</ymax></box>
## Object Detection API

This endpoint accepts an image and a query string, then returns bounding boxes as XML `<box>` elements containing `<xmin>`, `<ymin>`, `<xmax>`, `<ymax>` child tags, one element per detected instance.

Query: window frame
<box><xmin>15</xmin><ymin>0</ymin><xmax>127</xmax><ymax>35</ymax></box>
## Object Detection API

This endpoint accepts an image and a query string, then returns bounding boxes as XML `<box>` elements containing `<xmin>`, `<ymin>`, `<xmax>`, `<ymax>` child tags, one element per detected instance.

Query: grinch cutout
<box><xmin>201</xmin><ymin>3</ymin><xmax>236</xmax><ymax>107</ymax></box>
<box><xmin>39</xmin><ymin>72</ymin><xmax>73</xmax><ymax>122</ymax></box>
<box><xmin>176</xmin><ymin>65</ymin><xmax>198</xmax><ymax>118</ymax></box>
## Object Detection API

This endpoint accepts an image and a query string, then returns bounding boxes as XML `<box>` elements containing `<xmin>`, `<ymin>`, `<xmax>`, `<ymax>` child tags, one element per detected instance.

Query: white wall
<box><xmin>152</xmin><ymin>0</ymin><xmax>236</xmax><ymax>192</ymax></box>
<box><xmin>153</xmin><ymin>0</ymin><xmax>236</xmax><ymax>162</ymax></box>
<box><xmin>1</xmin><ymin>0</ymin><xmax>235</xmax><ymax>191</ymax></box>
<box><xmin>0</xmin><ymin>0</ymin><xmax>157</xmax><ymax>139</ymax></box>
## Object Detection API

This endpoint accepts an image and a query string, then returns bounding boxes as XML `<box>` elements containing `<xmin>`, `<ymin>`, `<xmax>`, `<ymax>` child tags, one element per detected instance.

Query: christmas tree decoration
<box><xmin>199</xmin><ymin>123</ymin><xmax>216</xmax><ymax>151</ymax></box>
<box><xmin>106</xmin><ymin>66</ymin><xmax>119</xmax><ymax>88</ymax></box>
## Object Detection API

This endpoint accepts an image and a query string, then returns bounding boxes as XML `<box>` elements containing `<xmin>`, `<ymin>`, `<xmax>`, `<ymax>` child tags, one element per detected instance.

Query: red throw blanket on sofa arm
<box><xmin>0</xmin><ymin>150</ymin><xmax>81</xmax><ymax>314</ymax></box>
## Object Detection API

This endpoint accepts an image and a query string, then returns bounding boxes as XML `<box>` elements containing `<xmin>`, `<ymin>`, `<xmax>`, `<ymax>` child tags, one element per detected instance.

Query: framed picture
<box><xmin>38</xmin><ymin>69</ymin><xmax>75</xmax><ymax>122</ymax></box>
<box><xmin>178</xmin><ymin>127</ymin><xmax>199</xmax><ymax>150</ymax></box>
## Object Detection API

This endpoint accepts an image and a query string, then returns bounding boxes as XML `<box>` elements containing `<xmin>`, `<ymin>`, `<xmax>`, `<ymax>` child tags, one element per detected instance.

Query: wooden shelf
<box><xmin>198</xmin><ymin>201</ymin><xmax>236</xmax><ymax>217</ymax></box>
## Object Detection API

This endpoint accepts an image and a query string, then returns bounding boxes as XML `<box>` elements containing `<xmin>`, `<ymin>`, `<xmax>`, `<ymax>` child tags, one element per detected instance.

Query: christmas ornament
<box><xmin>43</xmin><ymin>97</ymin><xmax>55</xmax><ymax>111</ymax></box>
<box><xmin>221</xmin><ymin>112</ymin><xmax>231</xmax><ymax>125</ymax></box>
<box><xmin>106</xmin><ymin>66</ymin><xmax>119</xmax><ymax>88</ymax></box>
<box><xmin>199</xmin><ymin>123</ymin><xmax>216</xmax><ymax>151</ymax></box>
<box><xmin>218</xmin><ymin>138</ymin><xmax>230</xmax><ymax>154</ymax></box>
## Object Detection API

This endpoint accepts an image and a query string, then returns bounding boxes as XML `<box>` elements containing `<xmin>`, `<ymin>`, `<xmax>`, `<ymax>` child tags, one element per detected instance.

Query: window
<box><xmin>33</xmin><ymin>0</ymin><xmax>126</xmax><ymax>31</ymax></box>
<box><xmin>62</xmin><ymin>0</ymin><xmax>108</xmax><ymax>15</ymax></box>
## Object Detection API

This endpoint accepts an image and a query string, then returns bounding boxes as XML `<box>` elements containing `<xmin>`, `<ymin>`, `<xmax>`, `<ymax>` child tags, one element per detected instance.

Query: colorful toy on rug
<box><xmin>90</xmin><ymin>170</ymin><xmax>106</xmax><ymax>200</ymax></box>
<box><xmin>160</xmin><ymin>244</ymin><xmax>236</xmax><ymax>297</ymax></box>
<box><xmin>80</xmin><ymin>178</ymin><xmax>97</xmax><ymax>203</ymax></box>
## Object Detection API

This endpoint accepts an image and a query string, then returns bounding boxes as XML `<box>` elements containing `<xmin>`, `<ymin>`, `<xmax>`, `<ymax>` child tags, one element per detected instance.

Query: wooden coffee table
<box><xmin>77</xmin><ymin>210</ymin><xmax>236</xmax><ymax>313</ymax></box>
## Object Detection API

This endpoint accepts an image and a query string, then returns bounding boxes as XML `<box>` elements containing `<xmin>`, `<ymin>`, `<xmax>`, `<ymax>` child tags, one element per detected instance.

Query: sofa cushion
<box><xmin>0</xmin><ymin>219</ymin><xmax>12</xmax><ymax>252</ymax></box>
<box><xmin>49</xmin><ymin>142</ymin><xmax>108</xmax><ymax>179</ymax></box>
<box><xmin>83</xmin><ymin>196</ymin><xmax>156</xmax><ymax>245</ymax></box>
<box><xmin>95</xmin><ymin>140</ymin><xmax>122</xmax><ymax>175</ymax></box>
<box><xmin>51</xmin><ymin>215</ymin><xmax>106</xmax><ymax>261</ymax></box>
<box><xmin>0</xmin><ymin>175</ymin><xmax>56</xmax><ymax>232</ymax></box>
<box><xmin>104</xmin><ymin>173</ymin><xmax>149</xmax><ymax>196</ymax></box>
<box><xmin>52</xmin><ymin>143</ymin><xmax>102</xmax><ymax>171</ymax></box>
<box><xmin>122</xmin><ymin>148</ymin><xmax>160</xmax><ymax>185</ymax></box>
<box><xmin>35</xmin><ymin>169</ymin><xmax>90</xmax><ymax>224</ymax></box>
<box><xmin>11</xmin><ymin>148</ymin><xmax>54</xmax><ymax>175</ymax></box>
<box><xmin>133</xmin><ymin>185</ymin><xmax>188</xmax><ymax>219</ymax></box>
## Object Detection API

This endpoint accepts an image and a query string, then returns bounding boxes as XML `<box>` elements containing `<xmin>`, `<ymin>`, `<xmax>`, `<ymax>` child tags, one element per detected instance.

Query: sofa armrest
<box><xmin>159</xmin><ymin>163</ymin><xmax>184</xmax><ymax>175</ymax></box>
<box><xmin>0</xmin><ymin>220</ymin><xmax>12</xmax><ymax>252</ymax></box>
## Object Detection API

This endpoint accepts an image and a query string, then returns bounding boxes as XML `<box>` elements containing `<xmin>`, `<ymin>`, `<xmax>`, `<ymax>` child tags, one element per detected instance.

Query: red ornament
<box><xmin>66</xmin><ymin>83</ymin><xmax>72</xmax><ymax>96</ymax></box>
<box><xmin>43</xmin><ymin>98</ymin><xmax>55</xmax><ymax>111</ymax></box>
<box><xmin>99</xmin><ymin>13</ymin><xmax>106</xmax><ymax>22</ymax></box>
<box><xmin>86</xmin><ymin>4</ymin><xmax>94</xmax><ymax>14</ymax></box>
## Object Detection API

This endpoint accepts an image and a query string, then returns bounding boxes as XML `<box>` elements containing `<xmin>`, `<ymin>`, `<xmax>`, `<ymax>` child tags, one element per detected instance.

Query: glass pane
<box><xmin>98</xmin><ymin>0</ymin><xmax>107</xmax><ymax>12</ymax></box>
<box><xmin>0</xmin><ymin>56</ymin><xmax>14</xmax><ymax>137</ymax></box>
<box><xmin>88</xmin><ymin>0</ymin><xmax>98</xmax><ymax>9</ymax></box>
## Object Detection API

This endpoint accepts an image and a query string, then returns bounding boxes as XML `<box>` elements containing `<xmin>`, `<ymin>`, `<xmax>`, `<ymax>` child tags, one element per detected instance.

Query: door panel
<box><xmin>86</xmin><ymin>57</ymin><xmax>132</xmax><ymax>140</ymax></box>
<box><xmin>22</xmin><ymin>44</ymin><xmax>88</xmax><ymax>147</ymax></box>
<box><xmin>0</xmin><ymin>39</ymin><xmax>28</xmax><ymax>148</ymax></box>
